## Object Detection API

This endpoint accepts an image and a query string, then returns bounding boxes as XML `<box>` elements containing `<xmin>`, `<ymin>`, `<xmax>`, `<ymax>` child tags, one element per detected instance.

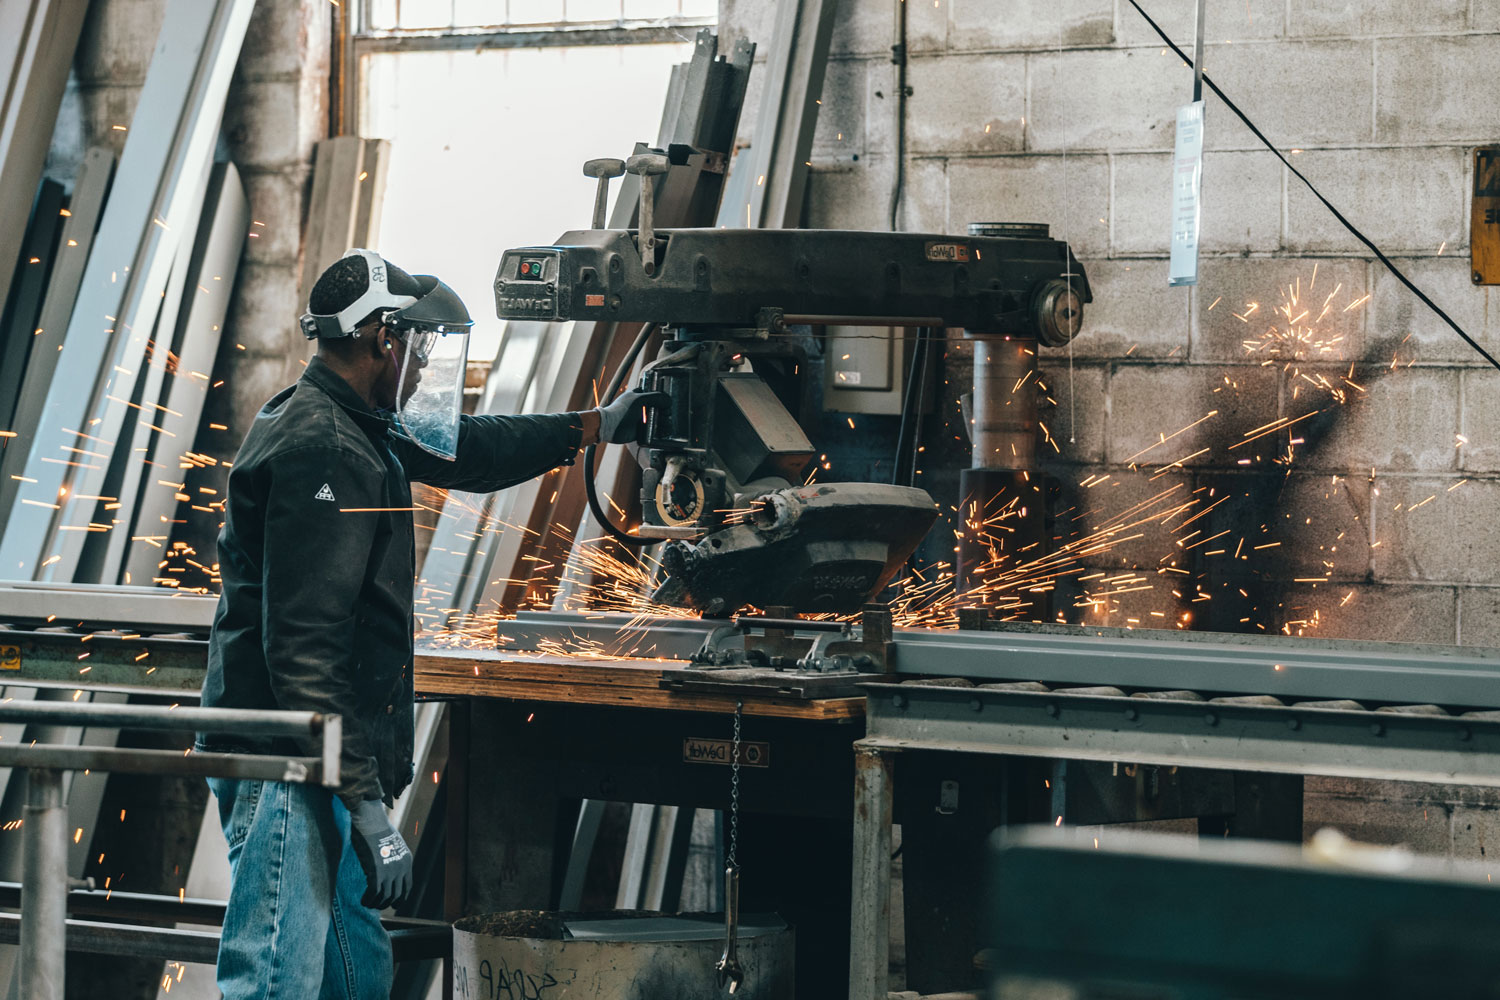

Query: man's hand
<box><xmin>594</xmin><ymin>389</ymin><xmax>668</xmax><ymax>445</ymax></box>
<box><xmin>348</xmin><ymin>798</ymin><xmax>413</xmax><ymax>909</ymax></box>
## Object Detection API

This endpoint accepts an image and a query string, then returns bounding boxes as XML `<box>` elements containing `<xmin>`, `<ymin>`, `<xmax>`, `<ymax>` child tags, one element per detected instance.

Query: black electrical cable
<box><xmin>584</xmin><ymin>322</ymin><xmax>659</xmax><ymax>549</ymax></box>
<box><xmin>1123</xmin><ymin>0</ymin><xmax>1499</xmax><ymax>372</ymax></box>
<box><xmin>907</xmin><ymin>328</ymin><xmax>932</xmax><ymax>487</ymax></box>
<box><xmin>891</xmin><ymin>328</ymin><xmax>924</xmax><ymax>485</ymax></box>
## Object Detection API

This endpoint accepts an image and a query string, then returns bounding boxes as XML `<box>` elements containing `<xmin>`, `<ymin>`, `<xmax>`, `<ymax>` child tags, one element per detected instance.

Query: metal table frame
<box><xmin>847</xmin><ymin>622</ymin><xmax>1500</xmax><ymax>1000</ymax></box>
<box><xmin>0</xmin><ymin>699</ymin><xmax>339</xmax><ymax>1000</ymax></box>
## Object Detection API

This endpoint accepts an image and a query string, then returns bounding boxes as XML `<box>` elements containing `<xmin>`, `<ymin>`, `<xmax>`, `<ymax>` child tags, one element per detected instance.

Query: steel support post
<box><xmin>20</xmin><ymin>769</ymin><xmax>65</xmax><ymax>1000</ymax></box>
<box><xmin>849</xmin><ymin>744</ymin><xmax>894</xmax><ymax>1000</ymax></box>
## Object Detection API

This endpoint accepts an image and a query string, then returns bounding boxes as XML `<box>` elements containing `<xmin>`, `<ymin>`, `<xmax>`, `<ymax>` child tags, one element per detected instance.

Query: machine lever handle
<box><xmin>582</xmin><ymin>157</ymin><xmax>626</xmax><ymax>230</ymax></box>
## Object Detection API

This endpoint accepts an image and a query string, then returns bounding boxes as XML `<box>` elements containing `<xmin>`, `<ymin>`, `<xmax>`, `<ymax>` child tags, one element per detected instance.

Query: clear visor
<box><xmin>393</xmin><ymin>327</ymin><xmax>469</xmax><ymax>460</ymax></box>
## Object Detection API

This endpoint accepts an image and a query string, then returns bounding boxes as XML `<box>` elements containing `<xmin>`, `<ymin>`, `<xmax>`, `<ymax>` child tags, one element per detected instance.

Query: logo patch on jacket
<box><xmin>314</xmin><ymin>483</ymin><xmax>336</xmax><ymax>502</ymax></box>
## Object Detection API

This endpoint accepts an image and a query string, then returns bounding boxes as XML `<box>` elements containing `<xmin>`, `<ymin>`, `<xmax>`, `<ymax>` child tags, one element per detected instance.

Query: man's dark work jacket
<box><xmin>197</xmin><ymin>356</ymin><xmax>582</xmax><ymax>808</ymax></box>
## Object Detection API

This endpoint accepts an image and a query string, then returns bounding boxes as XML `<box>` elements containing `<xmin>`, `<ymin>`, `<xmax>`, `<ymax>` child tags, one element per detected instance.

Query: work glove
<box><xmin>348</xmin><ymin>798</ymin><xmax>413</xmax><ymax>910</ymax></box>
<box><xmin>595</xmin><ymin>389</ymin><xmax>669</xmax><ymax>445</ymax></box>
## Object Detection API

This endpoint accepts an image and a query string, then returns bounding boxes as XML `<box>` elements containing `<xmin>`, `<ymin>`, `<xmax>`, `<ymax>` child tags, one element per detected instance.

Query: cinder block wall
<box><xmin>719</xmin><ymin>0</ymin><xmax>1500</xmax><ymax>859</ymax></box>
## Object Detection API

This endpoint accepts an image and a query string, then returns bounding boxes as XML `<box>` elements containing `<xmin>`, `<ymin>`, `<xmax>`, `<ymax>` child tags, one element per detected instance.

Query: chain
<box><xmin>727</xmin><ymin>699</ymin><xmax>743</xmax><ymax>870</ymax></box>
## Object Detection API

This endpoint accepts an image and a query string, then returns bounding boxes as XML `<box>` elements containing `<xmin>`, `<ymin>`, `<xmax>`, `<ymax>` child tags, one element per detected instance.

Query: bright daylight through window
<box><xmin>356</xmin><ymin>0</ymin><xmax>712</xmax><ymax>358</ymax></box>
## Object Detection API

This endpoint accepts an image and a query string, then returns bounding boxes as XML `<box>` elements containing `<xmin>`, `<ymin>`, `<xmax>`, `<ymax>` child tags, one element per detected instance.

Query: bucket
<box><xmin>452</xmin><ymin>910</ymin><xmax>795</xmax><ymax>999</ymax></box>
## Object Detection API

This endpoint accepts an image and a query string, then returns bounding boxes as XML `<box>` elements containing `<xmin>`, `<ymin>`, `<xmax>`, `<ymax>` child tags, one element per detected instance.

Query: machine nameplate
<box><xmin>683</xmin><ymin>737</ymin><xmax>769</xmax><ymax>768</ymax></box>
<box><xmin>924</xmin><ymin>242</ymin><xmax>969</xmax><ymax>262</ymax></box>
<box><xmin>0</xmin><ymin>646</ymin><xmax>17</xmax><ymax>671</ymax></box>
<box><xmin>496</xmin><ymin>295</ymin><xmax>555</xmax><ymax>316</ymax></box>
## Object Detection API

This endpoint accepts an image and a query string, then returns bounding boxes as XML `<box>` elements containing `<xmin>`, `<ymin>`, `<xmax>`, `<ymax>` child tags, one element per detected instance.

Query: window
<box><xmin>354</xmin><ymin>1</ymin><xmax>710</xmax><ymax>358</ymax></box>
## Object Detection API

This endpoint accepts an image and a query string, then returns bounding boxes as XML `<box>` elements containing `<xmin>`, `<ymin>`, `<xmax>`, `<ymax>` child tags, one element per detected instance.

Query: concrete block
<box><xmin>1460</xmin><ymin>371</ymin><xmax>1500</xmax><ymax>473</ymax></box>
<box><xmin>1062</xmin><ymin>258</ymin><xmax>1190</xmax><ymax>360</ymax></box>
<box><xmin>224</xmin><ymin>261</ymin><xmax>303</xmax><ymax>358</ymax></box>
<box><xmin>1372</xmin><ymin>476</ymin><xmax>1500</xmax><ymax>585</ymax></box>
<box><xmin>218</xmin><ymin>353</ymin><xmax>303</xmax><ymax>442</ymax></box>
<box><xmin>1194</xmin><ymin>257</ymin><xmax>1368</xmax><ymax>364</ymax></box>
<box><xmin>1277</xmin><ymin>583</ymin><xmax>1456</xmax><ymax>643</ymax></box>
<box><xmin>1250</xmin><ymin>471</ymin><xmax>1373</xmax><ymax>582</ymax></box>
<box><xmin>1458</xmin><ymin>587</ymin><xmax>1500</xmax><ymax>647</ymax></box>
<box><xmin>1451</xmin><ymin>806</ymin><xmax>1500</xmax><ymax>864</ymax></box>
<box><xmin>1106</xmin><ymin>364</ymin><xmax>1279</xmax><ymax>468</ymax></box>
<box><xmin>1286</xmin><ymin>147</ymin><xmax>1467</xmax><ymax>255</ymax></box>
<box><xmin>1368</xmin><ymin>257</ymin><xmax>1493</xmax><ymax>366</ymax></box>
<box><xmin>1201</xmin><ymin>39</ymin><xmax>1374</xmax><ymax>150</ymax></box>
<box><xmin>872</xmin><ymin>53</ymin><xmax>1026</xmax><ymax>156</ymax></box>
<box><xmin>811</xmin><ymin>57</ymin><xmax>868</xmax><ymax>160</ymax></box>
<box><xmin>74</xmin><ymin>0</ymin><xmax>168</xmax><ymax>87</ymax></box>
<box><xmin>1376</xmin><ymin>36</ymin><xmax>1500</xmax><ymax>144</ymax></box>
<box><xmin>1303</xmin><ymin>787</ymin><xmax>1452</xmax><ymax>856</ymax></box>
<box><xmin>805</xmin><ymin>155</ymin><xmax>947</xmax><ymax>233</ymax></box>
<box><xmin>1288</xmin><ymin>0</ymin><xmax>1468</xmax><ymax>37</ymax></box>
<box><xmin>947</xmin><ymin>155</ymin><xmax>1111</xmax><ymax>257</ymax></box>
<box><xmin>1475</xmin><ymin>0</ymin><xmax>1500</xmax><ymax>31</ymax></box>
<box><xmin>829</xmin><ymin>0</ymin><xmax>896</xmax><ymax>56</ymax></box>
<box><xmin>1027</xmin><ymin>47</ymin><xmax>1187</xmax><ymax>153</ymax></box>
<box><xmin>237</xmin><ymin>168</ymin><xmax>308</xmax><ymax>266</ymax></box>
<box><xmin>717</xmin><ymin>0</ymin><xmax>777</xmax><ymax>52</ymax></box>
<box><xmin>73</xmin><ymin>85</ymin><xmax>142</xmax><ymax>159</ymax></box>
<box><xmin>223</xmin><ymin>75</ymin><xmax>326</xmax><ymax>170</ymax></box>
<box><xmin>1111</xmin><ymin>151</ymin><xmax>1281</xmax><ymax>256</ymax></box>
<box><xmin>1115</xmin><ymin>0</ymin><xmax>1284</xmax><ymax>47</ymax></box>
<box><xmin>1308</xmin><ymin>368</ymin><xmax>1459</xmax><ymax>472</ymax></box>
<box><xmin>238</xmin><ymin>0</ymin><xmax>331</xmax><ymax>82</ymax></box>
<box><xmin>1055</xmin><ymin>468</ymin><xmax>1197</xmax><ymax>571</ymax></box>
<box><xmin>1036</xmin><ymin>363</ymin><xmax>1106</xmax><ymax>464</ymax></box>
<box><xmin>945</xmin><ymin>0</ymin><xmax>1114</xmax><ymax>51</ymax></box>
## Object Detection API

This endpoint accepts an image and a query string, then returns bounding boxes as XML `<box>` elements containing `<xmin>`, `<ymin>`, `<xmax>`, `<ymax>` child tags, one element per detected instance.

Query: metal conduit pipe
<box><xmin>20</xmin><ymin>769</ymin><xmax>65</xmax><ymax>1000</ymax></box>
<box><xmin>969</xmin><ymin>337</ymin><xmax>1038</xmax><ymax>471</ymax></box>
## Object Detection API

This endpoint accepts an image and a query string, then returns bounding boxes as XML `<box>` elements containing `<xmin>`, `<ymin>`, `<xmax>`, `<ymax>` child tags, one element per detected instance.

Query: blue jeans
<box><xmin>208</xmin><ymin>777</ymin><xmax>393</xmax><ymax>999</ymax></box>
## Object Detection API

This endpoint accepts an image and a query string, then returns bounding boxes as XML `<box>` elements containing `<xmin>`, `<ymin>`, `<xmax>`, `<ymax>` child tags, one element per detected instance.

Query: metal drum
<box><xmin>451</xmin><ymin>911</ymin><xmax>795</xmax><ymax>999</ymax></box>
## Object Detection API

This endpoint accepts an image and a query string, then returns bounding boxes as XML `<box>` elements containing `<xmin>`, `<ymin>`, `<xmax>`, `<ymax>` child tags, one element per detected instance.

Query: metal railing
<box><xmin>2</xmin><ymin>700</ymin><xmax>340</xmax><ymax>1000</ymax></box>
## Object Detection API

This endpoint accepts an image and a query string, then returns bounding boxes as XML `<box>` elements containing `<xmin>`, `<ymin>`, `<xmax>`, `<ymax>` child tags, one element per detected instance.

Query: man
<box><xmin>196</xmin><ymin>249</ymin><xmax>659</xmax><ymax>998</ymax></box>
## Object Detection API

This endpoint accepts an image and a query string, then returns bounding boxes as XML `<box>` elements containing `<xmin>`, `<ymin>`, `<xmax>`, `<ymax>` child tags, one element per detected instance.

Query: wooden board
<box><xmin>414</xmin><ymin>647</ymin><xmax>865</xmax><ymax>721</ymax></box>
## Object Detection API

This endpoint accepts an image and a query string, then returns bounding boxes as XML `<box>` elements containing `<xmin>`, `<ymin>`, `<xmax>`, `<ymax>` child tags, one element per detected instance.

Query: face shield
<box><xmin>386</xmin><ymin>275</ymin><xmax>472</xmax><ymax>461</ymax></box>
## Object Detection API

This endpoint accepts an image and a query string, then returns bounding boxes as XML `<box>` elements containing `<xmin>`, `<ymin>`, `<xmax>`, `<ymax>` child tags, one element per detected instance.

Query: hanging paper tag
<box><xmin>1168</xmin><ymin>101</ymin><xmax>1205</xmax><ymax>287</ymax></box>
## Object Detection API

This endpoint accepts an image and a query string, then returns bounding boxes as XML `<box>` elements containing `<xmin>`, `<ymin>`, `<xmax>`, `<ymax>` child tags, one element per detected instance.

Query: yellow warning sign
<box><xmin>1473</xmin><ymin>147</ymin><xmax>1500</xmax><ymax>286</ymax></box>
<box><xmin>0</xmin><ymin>646</ymin><xmax>19</xmax><ymax>671</ymax></box>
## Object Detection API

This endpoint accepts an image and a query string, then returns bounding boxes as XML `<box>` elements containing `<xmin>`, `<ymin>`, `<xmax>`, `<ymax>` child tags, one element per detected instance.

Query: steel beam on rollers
<box><xmin>0</xmin><ymin>0</ymin><xmax>87</xmax><ymax>318</ymax></box>
<box><xmin>0</xmin><ymin>0</ymin><xmax>254</xmax><ymax>581</ymax></box>
<box><xmin>861</xmin><ymin>681</ymin><xmax>1500</xmax><ymax>788</ymax></box>
<box><xmin>0</xmin><ymin>581</ymin><xmax>216</xmax><ymax>631</ymax></box>
<box><xmin>885</xmin><ymin>623</ymin><xmax>1500</xmax><ymax>709</ymax></box>
<box><xmin>495</xmin><ymin>610</ymin><xmax>721</xmax><ymax>660</ymax></box>
<box><xmin>716</xmin><ymin>0</ymin><xmax>837</xmax><ymax>228</ymax></box>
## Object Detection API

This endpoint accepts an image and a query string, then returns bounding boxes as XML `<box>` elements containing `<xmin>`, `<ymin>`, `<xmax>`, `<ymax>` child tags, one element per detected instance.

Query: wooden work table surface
<box><xmin>414</xmin><ymin>645</ymin><xmax>865</xmax><ymax>720</ymax></box>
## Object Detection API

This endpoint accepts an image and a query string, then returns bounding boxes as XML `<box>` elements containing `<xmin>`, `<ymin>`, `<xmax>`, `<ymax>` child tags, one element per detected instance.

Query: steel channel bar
<box><xmin>887</xmin><ymin>625</ymin><xmax>1500</xmax><ymax>709</ymax></box>
<box><xmin>0</xmin><ymin>700</ymin><xmax>324</xmax><ymax>737</ymax></box>
<box><xmin>0</xmin><ymin>746</ymin><xmax>327</xmax><ymax>783</ymax></box>
<box><xmin>0</xmin><ymin>881</ymin><xmax>454</xmax><ymax>937</ymax></box>
<box><xmin>862</xmin><ymin>682</ymin><xmax>1500</xmax><ymax>787</ymax></box>
<box><xmin>498</xmin><ymin>610</ymin><xmax>724</xmax><ymax>660</ymax></box>
<box><xmin>0</xmin><ymin>913</ymin><xmax>449</xmax><ymax>963</ymax></box>
<box><xmin>0</xmin><ymin>583</ymin><xmax>216</xmax><ymax>632</ymax></box>
<box><xmin>0</xmin><ymin>628</ymin><xmax>208</xmax><ymax>692</ymax></box>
